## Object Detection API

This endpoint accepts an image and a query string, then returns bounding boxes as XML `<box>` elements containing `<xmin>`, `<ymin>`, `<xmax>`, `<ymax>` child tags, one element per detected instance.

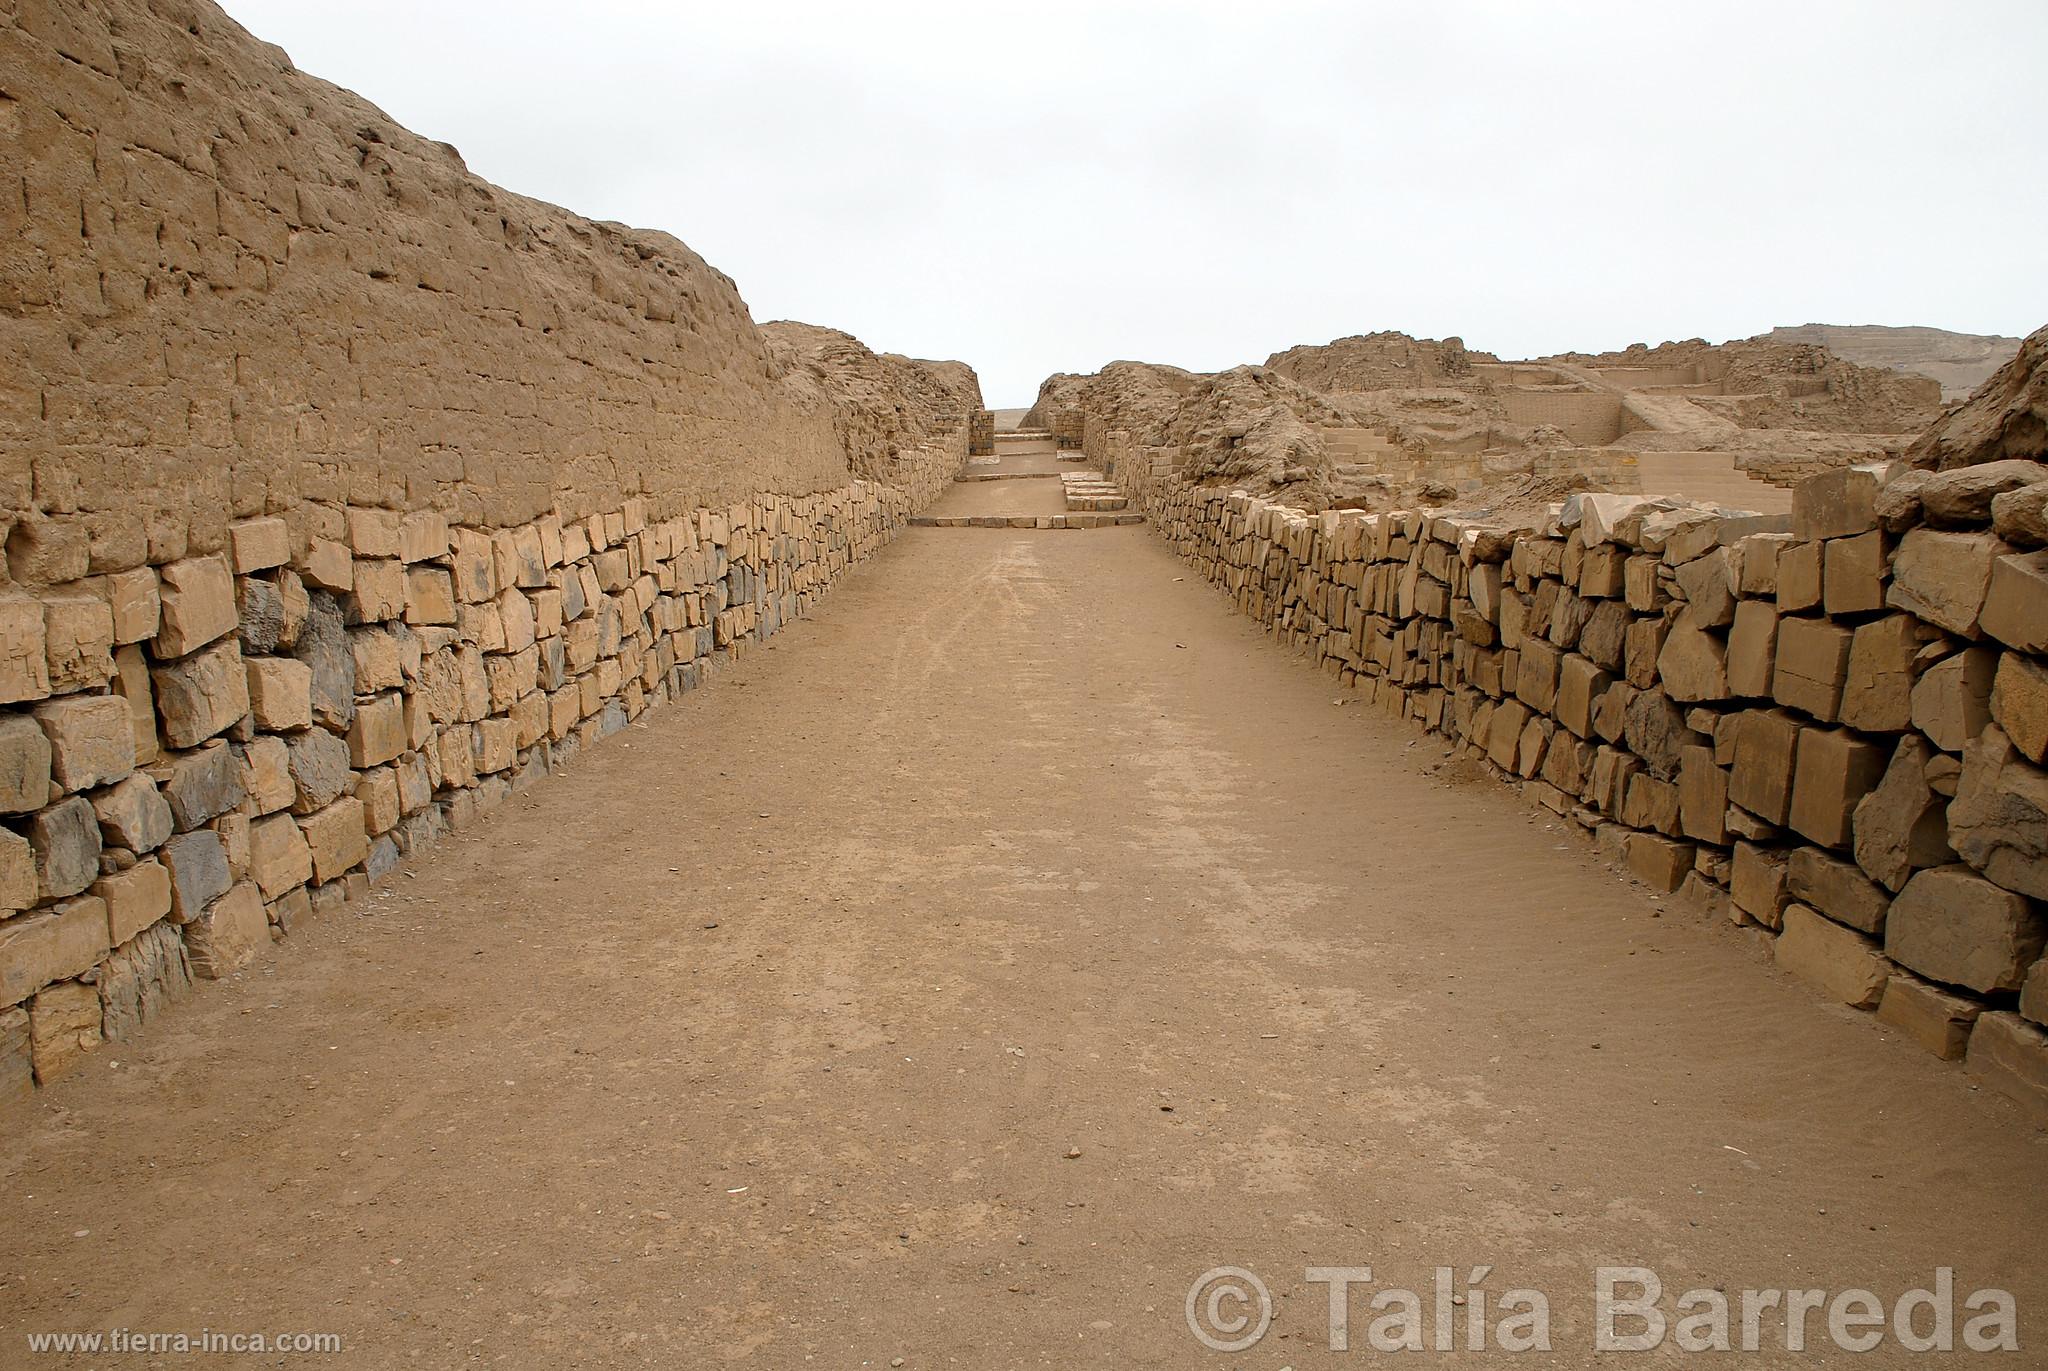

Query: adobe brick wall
<box><xmin>1092</xmin><ymin>416</ymin><xmax>2048</xmax><ymax>1119</ymax></box>
<box><xmin>0</xmin><ymin>0</ymin><xmax>968</xmax><ymax>1098</ymax></box>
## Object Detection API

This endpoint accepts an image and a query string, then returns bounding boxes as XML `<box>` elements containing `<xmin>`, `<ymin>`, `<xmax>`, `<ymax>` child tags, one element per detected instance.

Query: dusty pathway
<box><xmin>1</xmin><ymin>521</ymin><xmax>2043</xmax><ymax>1367</ymax></box>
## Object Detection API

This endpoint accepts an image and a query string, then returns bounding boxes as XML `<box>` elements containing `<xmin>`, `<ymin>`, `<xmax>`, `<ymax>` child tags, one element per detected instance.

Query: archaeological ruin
<box><xmin>1</xmin><ymin>0</ymin><xmax>2045</xmax><ymax>1363</ymax></box>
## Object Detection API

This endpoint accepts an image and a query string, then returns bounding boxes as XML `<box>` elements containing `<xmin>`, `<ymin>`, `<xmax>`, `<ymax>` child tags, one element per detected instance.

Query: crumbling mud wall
<box><xmin>1092</xmin><ymin>411</ymin><xmax>2048</xmax><ymax>1118</ymax></box>
<box><xmin>0</xmin><ymin>0</ymin><xmax>968</xmax><ymax>1097</ymax></box>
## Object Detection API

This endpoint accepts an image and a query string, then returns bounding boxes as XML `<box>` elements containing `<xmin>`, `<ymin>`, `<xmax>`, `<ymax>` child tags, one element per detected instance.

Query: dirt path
<box><xmin>2</xmin><ymin>521</ymin><xmax>2043</xmax><ymax>1367</ymax></box>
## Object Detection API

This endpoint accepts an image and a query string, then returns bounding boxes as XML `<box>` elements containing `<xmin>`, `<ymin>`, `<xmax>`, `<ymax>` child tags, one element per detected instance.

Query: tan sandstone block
<box><xmin>43</xmin><ymin>590</ymin><xmax>115</xmax><ymax>691</ymax></box>
<box><xmin>1991</xmin><ymin>652</ymin><xmax>2048</xmax><ymax>763</ymax></box>
<box><xmin>1822</xmin><ymin>530</ymin><xmax>1886</xmax><ymax>616</ymax></box>
<box><xmin>184</xmin><ymin>880</ymin><xmax>269</xmax><ymax>979</ymax></box>
<box><xmin>348</xmin><ymin>508</ymin><xmax>402</xmax><ymax>559</ymax></box>
<box><xmin>355</xmin><ymin>767</ymin><xmax>400</xmax><ymax>835</ymax></box>
<box><xmin>1979</xmin><ymin>548</ymin><xmax>2048</xmax><ymax>655</ymax></box>
<box><xmin>0</xmin><ymin>896</ymin><xmax>110</xmax><ymax>1004</ymax></box>
<box><xmin>0</xmin><ymin>714</ymin><xmax>52</xmax><ymax>815</ymax></box>
<box><xmin>1887</xmin><ymin>529</ymin><xmax>2004</xmax><ymax>637</ymax></box>
<box><xmin>1838</xmin><ymin>614</ymin><xmax>1924</xmax><ymax>733</ymax></box>
<box><xmin>1725</xmin><ymin>599</ymin><xmax>1778</xmax><ymax>698</ymax></box>
<box><xmin>1793</xmin><ymin>466</ymin><xmax>1881</xmax><ymax>542</ymax></box>
<box><xmin>1775</xmin><ymin>541</ymin><xmax>1822</xmax><ymax>613</ymax></box>
<box><xmin>1910</xmin><ymin>646</ymin><xmax>1996</xmax><ymax>752</ymax></box>
<box><xmin>239</xmin><ymin>734</ymin><xmax>294</xmax><ymax>815</ymax></box>
<box><xmin>154</xmin><ymin>556</ymin><xmax>238</xmax><ymax>658</ymax></box>
<box><xmin>247</xmin><ymin>813</ymin><xmax>312</xmax><ymax>900</ymax></box>
<box><xmin>229</xmin><ymin>517</ymin><xmax>290</xmax><ymax>574</ymax></box>
<box><xmin>300</xmin><ymin>538</ymin><xmax>353</xmax><ymax>593</ymax></box>
<box><xmin>34</xmin><ymin>695</ymin><xmax>134</xmax><ymax>793</ymax></box>
<box><xmin>1964</xmin><ymin>1012</ymin><xmax>2048</xmax><ymax>1121</ymax></box>
<box><xmin>0</xmin><ymin>594</ymin><xmax>53</xmax><ymax>703</ymax></box>
<box><xmin>244</xmin><ymin>656</ymin><xmax>313</xmax><ymax>732</ymax></box>
<box><xmin>1730</xmin><ymin>842</ymin><xmax>1789</xmax><ymax>928</ymax></box>
<box><xmin>1626</xmin><ymin>832</ymin><xmax>1693</xmax><ymax>892</ymax></box>
<box><xmin>1787</xmin><ymin>727</ymin><xmax>1887</xmax><ymax>850</ymax></box>
<box><xmin>152</xmin><ymin>639</ymin><xmax>250</xmax><ymax>749</ymax></box>
<box><xmin>1878</xmin><ymin>972</ymin><xmax>1984</xmax><ymax>1060</ymax></box>
<box><xmin>95</xmin><ymin>858</ymin><xmax>172</xmax><ymax>945</ymax></box>
<box><xmin>29</xmin><ymin>978</ymin><xmax>102</xmax><ymax>1082</ymax></box>
<box><xmin>1773</xmin><ymin>616</ymin><xmax>1852</xmax><ymax>722</ymax></box>
<box><xmin>103</xmin><ymin>568</ymin><xmax>160</xmax><ymax>645</ymax></box>
<box><xmin>404</xmin><ymin>567</ymin><xmax>457</xmax><ymax>626</ymax></box>
<box><xmin>1728</xmin><ymin>708</ymin><xmax>1801</xmax><ymax>824</ymax></box>
<box><xmin>1886</xmin><ymin>864</ymin><xmax>2044</xmax><ymax>993</ymax></box>
<box><xmin>348</xmin><ymin>692</ymin><xmax>406</xmax><ymax>768</ymax></box>
<box><xmin>350</xmin><ymin>559</ymin><xmax>405</xmax><ymax>622</ymax></box>
<box><xmin>299</xmin><ymin>797</ymin><xmax>369</xmax><ymax>884</ymax></box>
<box><xmin>1776</xmin><ymin>903</ymin><xmax>1888</xmax><ymax>1008</ymax></box>
<box><xmin>111</xmin><ymin>645</ymin><xmax>157</xmax><ymax>765</ymax></box>
<box><xmin>400</xmin><ymin>512</ymin><xmax>451</xmax><ymax>564</ymax></box>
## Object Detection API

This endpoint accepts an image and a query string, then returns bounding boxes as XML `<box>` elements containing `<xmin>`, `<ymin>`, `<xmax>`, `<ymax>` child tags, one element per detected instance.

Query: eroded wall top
<box><xmin>0</xmin><ymin>0</ymin><xmax>865</xmax><ymax>588</ymax></box>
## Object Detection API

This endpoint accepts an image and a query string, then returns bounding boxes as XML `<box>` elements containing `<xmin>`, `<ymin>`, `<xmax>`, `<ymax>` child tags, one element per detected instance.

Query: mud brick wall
<box><xmin>1096</xmin><ymin>420</ymin><xmax>2048</xmax><ymax>1119</ymax></box>
<box><xmin>0</xmin><ymin>0</ymin><xmax>969</xmax><ymax>1100</ymax></box>
<box><xmin>968</xmin><ymin>411</ymin><xmax>996</xmax><ymax>457</ymax></box>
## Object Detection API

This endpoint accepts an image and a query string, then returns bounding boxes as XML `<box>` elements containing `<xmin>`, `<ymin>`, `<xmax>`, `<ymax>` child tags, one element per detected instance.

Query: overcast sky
<box><xmin>221</xmin><ymin>0</ymin><xmax>2047</xmax><ymax>406</ymax></box>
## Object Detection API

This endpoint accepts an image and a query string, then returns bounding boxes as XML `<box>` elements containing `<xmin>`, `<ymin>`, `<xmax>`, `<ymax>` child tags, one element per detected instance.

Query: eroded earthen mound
<box><xmin>1907</xmin><ymin>324</ymin><xmax>2048</xmax><ymax>471</ymax></box>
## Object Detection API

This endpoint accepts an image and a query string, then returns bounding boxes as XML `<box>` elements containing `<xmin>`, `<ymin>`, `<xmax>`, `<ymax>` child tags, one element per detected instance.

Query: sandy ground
<box><xmin>1</xmin><ymin>508</ymin><xmax>2044</xmax><ymax>1368</ymax></box>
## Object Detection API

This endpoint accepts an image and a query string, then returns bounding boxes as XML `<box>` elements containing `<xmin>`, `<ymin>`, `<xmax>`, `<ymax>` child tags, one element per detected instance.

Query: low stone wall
<box><xmin>1097</xmin><ymin>422</ymin><xmax>2048</xmax><ymax>1117</ymax></box>
<box><xmin>0</xmin><ymin>430</ymin><xmax>963</xmax><ymax>1098</ymax></box>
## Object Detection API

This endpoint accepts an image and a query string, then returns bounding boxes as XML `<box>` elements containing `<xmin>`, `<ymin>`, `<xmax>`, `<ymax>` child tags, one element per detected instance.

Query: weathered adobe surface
<box><xmin>763</xmin><ymin>321</ymin><xmax>983</xmax><ymax>485</ymax></box>
<box><xmin>0</xmin><ymin>0</ymin><xmax>973</xmax><ymax>1098</ymax></box>
<box><xmin>1547</xmin><ymin>337</ymin><xmax>1945</xmax><ymax>435</ymax></box>
<box><xmin>1764</xmin><ymin>323</ymin><xmax>2024</xmax><ymax>401</ymax></box>
<box><xmin>0</xmin><ymin>0</ymin><xmax>918</xmax><ymax>550</ymax></box>
<box><xmin>1028</xmin><ymin>329</ymin><xmax>1943</xmax><ymax>516</ymax></box>
<box><xmin>1077</xmin><ymin>342</ymin><xmax>2048</xmax><ymax>1117</ymax></box>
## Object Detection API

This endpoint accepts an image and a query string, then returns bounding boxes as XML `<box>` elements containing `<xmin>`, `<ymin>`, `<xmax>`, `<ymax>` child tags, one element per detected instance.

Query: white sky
<box><xmin>220</xmin><ymin>0</ymin><xmax>2048</xmax><ymax>406</ymax></box>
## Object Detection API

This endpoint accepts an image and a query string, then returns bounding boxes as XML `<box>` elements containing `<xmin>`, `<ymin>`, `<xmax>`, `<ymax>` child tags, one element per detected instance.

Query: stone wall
<box><xmin>0</xmin><ymin>0</ymin><xmax>971</xmax><ymax>1099</ymax></box>
<box><xmin>1094</xmin><ymin>417</ymin><xmax>2048</xmax><ymax>1118</ymax></box>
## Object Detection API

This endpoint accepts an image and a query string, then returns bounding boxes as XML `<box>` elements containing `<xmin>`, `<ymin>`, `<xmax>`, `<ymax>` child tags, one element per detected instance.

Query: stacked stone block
<box><xmin>0</xmin><ymin>435</ymin><xmax>960</xmax><ymax>1100</ymax></box>
<box><xmin>1097</xmin><ymin>419</ymin><xmax>2048</xmax><ymax>1118</ymax></box>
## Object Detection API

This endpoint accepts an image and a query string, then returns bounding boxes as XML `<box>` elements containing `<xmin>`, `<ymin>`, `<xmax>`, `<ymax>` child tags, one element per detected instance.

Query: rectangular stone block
<box><xmin>230</xmin><ymin>517</ymin><xmax>291</xmax><ymax>573</ymax></box>
<box><xmin>1887</xmin><ymin>528</ymin><xmax>2003</xmax><ymax>637</ymax></box>
<box><xmin>1786</xmin><ymin>846</ymin><xmax>1890</xmax><ymax>934</ymax></box>
<box><xmin>0</xmin><ymin>713</ymin><xmax>53</xmax><ymax>815</ymax></box>
<box><xmin>348</xmin><ymin>691</ymin><xmax>406</xmax><ymax>768</ymax></box>
<box><xmin>31</xmin><ymin>796</ymin><xmax>102</xmax><ymax>900</ymax></box>
<box><xmin>349</xmin><ymin>558</ymin><xmax>405</xmax><ymax>623</ymax></box>
<box><xmin>1626</xmin><ymin>832</ymin><xmax>1692</xmax><ymax>891</ymax></box>
<box><xmin>156</xmin><ymin>739</ymin><xmax>246</xmax><ymax>830</ymax></box>
<box><xmin>1730</xmin><ymin>842</ymin><xmax>1789</xmax><ymax>928</ymax></box>
<box><xmin>1980</xmin><ymin>548</ymin><xmax>2048</xmax><ymax>655</ymax></box>
<box><xmin>1677</xmin><ymin>745</ymin><xmax>1729</xmax><ymax>844</ymax></box>
<box><xmin>184</xmin><ymin>880</ymin><xmax>269</xmax><ymax>979</ymax></box>
<box><xmin>112</xmin><ymin>644</ymin><xmax>158</xmax><ymax>765</ymax></box>
<box><xmin>34</xmin><ymin>695</ymin><xmax>135</xmax><ymax>793</ymax></box>
<box><xmin>1728</xmin><ymin>708</ymin><xmax>1801</xmax><ymax>824</ymax></box>
<box><xmin>1792</xmin><ymin>466</ymin><xmax>1881</xmax><ymax>542</ymax></box>
<box><xmin>299</xmin><ymin>796</ymin><xmax>369</xmax><ymax>884</ymax></box>
<box><xmin>1773</xmin><ymin>615</ymin><xmax>1852</xmax><ymax>722</ymax></box>
<box><xmin>1877</xmin><ymin>972</ymin><xmax>1983</xmax><ymax>1061</ymax></box>
<box><xmin>1775</xmin><ymin>541</ymin><xmax>1822</xmax><ymax>614</ymax></box>
<box><xmin>43</xmin><ymin>590</ymin><xmax>115</xmax><ymax>691</ymax></box>
<box><xmin>1886</xmin><ymin>864</ymin><xmax>2045</xmax><ymax>993</ymax></box>
<box><xmin>1776</xmin><ymin>903</ymin><xmax>1889</xmax><ymax>1008</ymax></box>
<box><xmin>104</xmin><ymin>567</ymin><xmax>160</xmax><ymax>645</ymax></box>
<box><xmin>1838</xmin><ymin>614</ymin><xmax>1923</xmax><ymax>734</ymax></box>
<box><xmin>1788</xmin><ymin>726</ymin><xmax>1887</xmax><ymax>849</ymax></box>
<box><xmin>248</xmin><ymin>813</ymin><xmax>313</xmax><ymax>900</ymax></box>
<box><xmin>400</xmin><ymin>511</ymin><xmax>451</xmax><ymax>563</ymax></box>
<box><xmin>161</xmin><ymin>829</ymin><xmax>231</xmax><ymax>922</ymax></box>
<box><xmin>154</xmin><ymin>556</ymin><xmax>238</xmax><ymax>658</ymax></box>
<box><xmin>348</xmin><ymin>508</ymin><xmax>402</xmax><ymax>559</ymax></box>
<box><xmin>1964</xmin><ymin>1011</ymin><xmax>2048</xmax><ymax>1121</ymax></box>
<box><xmin>1822</xmin><ymin>530</ymin><xmax>1886</xmax><ymax>616</ymax></box>
<box><xmin>151</xmin><ymin>639</ymin><xmax>251</xmax><ymax>749</ymax></box>
<box><xmin>90</xmin><ymin>773</ymin><xmax>172</xmax><ymax>853</ymax></box>
<box><xmin>0</xmin><ymin>896</ymin><xmax>110</xmax><ymax>1004</ymax></box>
<box><xmin>1725</xmin><ymin>598</ymin><xmax>1778</xmax><ymax>699</ymax></box>
<box><xmin>29</xmin><ymin>977</ymin><xmax>101</xmax><ymax>1082</ymax></box>
<box><xmin>404</xmin><ymin>567</ymin><xmax>457</xmax><ymax>626</ymax></box>
<box><xmin>244</xmin><ymin>656</ymin><xmax>314</xmax><ymax>732</ymax></box>
<box><xmin>95</xmin><ymin>858</ymin><xmax>172</xmax><ymax>945</ymax></box>
<box><xmin>0</xmin><ymin>594</ymin><xmax>52</xmax><ymax>704</ymax></box>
